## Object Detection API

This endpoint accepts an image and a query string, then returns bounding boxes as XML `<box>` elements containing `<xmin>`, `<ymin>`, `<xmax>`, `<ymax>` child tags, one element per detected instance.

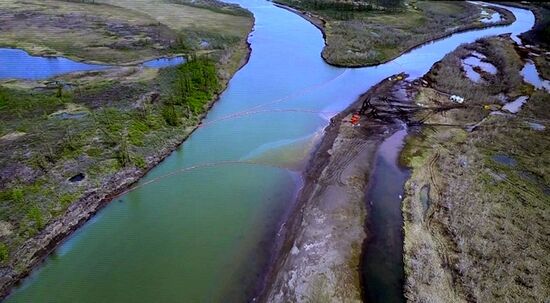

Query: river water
<box><xmin>4</xmin><ymin>1</ymin><xmax>533</xmax><ymax>302</ymax></box>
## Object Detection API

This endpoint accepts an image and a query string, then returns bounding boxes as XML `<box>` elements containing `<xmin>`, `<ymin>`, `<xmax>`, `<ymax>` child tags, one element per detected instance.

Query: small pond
<box><xmin>0</xmin><ymin>48</ymin><xmax>109</xmax><ymax>80</ymax></box>
<box><xmin>0</xmin><ymin>48</ymin><xmax>185</xmax><ymax>80</ymax></box>
<box><xmin>462</xmin><ymin>52</ymin><xmax>497</xmax><ymax>82</ymax></box>
<box><xmin>492</xmin><ymin>154</ymin><xmax>517</xmax><ymax>167</ymax></box>
<box><xmin>142</xmin><ymin>56</ymin><xmax>186</xmax><ymax>68</ymax></box>
<box><xmin>502</xmin><ymin>96</ymin><xmax>528</xmax><ymax>113</ymax></box>
<box><xmin>521</xmin><ymin>60</ymin><xmax>550</xmax><ymax>92</ymax></box>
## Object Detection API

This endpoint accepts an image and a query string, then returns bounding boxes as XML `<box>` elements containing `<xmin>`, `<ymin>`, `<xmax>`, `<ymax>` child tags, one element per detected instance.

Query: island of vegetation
<box><xmin>274</xmin><ymin>0</ymin><xmax>514</xmax><ymax>66</ymax></box>
<box><xmin>0</xmin><ymin>0</ymin><xmax>253</xmax><ymax>298</ymax></box>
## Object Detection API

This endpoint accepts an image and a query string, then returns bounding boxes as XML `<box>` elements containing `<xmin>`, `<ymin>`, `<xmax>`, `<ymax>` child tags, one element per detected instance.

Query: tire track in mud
<box><xmin>322</xmin><ymin>137</ymin><xmax>372</xmax><ymax>186</ymax></box>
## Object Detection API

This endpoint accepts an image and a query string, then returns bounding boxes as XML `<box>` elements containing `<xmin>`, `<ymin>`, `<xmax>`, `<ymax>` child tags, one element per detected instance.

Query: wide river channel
<box><xmin>4</xmin><ymin>1</ymin><xmax>533</xmax><ymax>302</ymax></box>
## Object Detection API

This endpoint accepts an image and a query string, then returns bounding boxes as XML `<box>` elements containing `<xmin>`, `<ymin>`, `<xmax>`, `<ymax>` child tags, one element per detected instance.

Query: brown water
<box><xmin>362</xmin><ymin>128</ymin><xmax>410</xmax><ymax>303</ymax></box>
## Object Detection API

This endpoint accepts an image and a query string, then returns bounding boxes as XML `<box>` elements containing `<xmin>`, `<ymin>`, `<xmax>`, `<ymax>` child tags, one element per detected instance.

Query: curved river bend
<box><xmin>4</xmin><ymin>1</ymin><xmax>533</xmax><ymax>302</ymax></box>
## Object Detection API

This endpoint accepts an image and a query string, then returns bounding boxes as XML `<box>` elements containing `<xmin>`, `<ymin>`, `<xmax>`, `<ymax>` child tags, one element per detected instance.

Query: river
<box><xmin>4</xmin><ymin>1</ymin><xmax>534</xmax><ymax>302</ymax></box>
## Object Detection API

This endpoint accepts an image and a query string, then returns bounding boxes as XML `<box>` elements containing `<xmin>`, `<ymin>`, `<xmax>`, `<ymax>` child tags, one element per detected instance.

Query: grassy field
<box><xmin>0</xmin><ymin>0</ymin><xmax>252</xmax><ymax>64</ymax></box>
<box><xmin>98</xmin><ymin>0</ymin><xmax>251</xmax><ymax>37</ymax></box>
<box><xmin>400</xmin><ymin>37</ymin><xmax>549</xmax><ymax>302</ymax></box>
<box><xmin>275</xmin><ymin>0</ymin><xmax>513</xmax><ymax>66</ymax></box>
<box><xmin>0</xmin><ymin>0</ymin><xmax>253</xmax><ymax>295</ymax></box>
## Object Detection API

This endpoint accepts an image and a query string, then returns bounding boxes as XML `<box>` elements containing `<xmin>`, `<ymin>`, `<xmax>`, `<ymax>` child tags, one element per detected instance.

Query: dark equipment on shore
<box><xmin>358</xmin><ymin>96</ymin><xmax>381</xmax><ymax>119</ymax></box>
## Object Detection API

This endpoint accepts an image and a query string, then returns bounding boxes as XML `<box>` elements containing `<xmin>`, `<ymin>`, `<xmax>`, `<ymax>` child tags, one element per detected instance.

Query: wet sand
<box><xmin>260</xmin><ymin>77</ymin><xmax>407</xmax><ymax>302</ymax></box>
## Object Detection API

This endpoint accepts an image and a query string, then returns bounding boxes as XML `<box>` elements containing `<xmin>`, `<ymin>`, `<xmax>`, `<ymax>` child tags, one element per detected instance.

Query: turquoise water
<box><xmin>4</xmin><ymin>1</ymin><xmax>534</xmax><ymax>302</ymax></box>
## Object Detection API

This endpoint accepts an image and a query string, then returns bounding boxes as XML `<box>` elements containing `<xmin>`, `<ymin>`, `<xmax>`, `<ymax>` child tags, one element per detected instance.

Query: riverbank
<box><xmin>0</xmin><ymin>0</ymin><xmax>254</xmax><ymax>298</ymax></box>
<box><xmin>0</xmin><ymin>42</ymin><xmax>253</xmax><ymax>300</ymax></box>
<box><xmin>500</xmin><ymin>2</ymin><xmax>550</xmax><ymax>48</ymax></box>
<box><xmin>273</xmin><ymin>0</ymin><xmax>515</xmax><ymax>67</ymax></box>
<box><xmin>260</xmin><ymin>75</ymin><xmax>413</xmax><ymax>302</ymax></box>
<box><xmin>401</xmin><ymin>36</ymin><xmax>549</xmax><ymax>302</ymax></box>
<box><xmin>260</xmin><ymin>18</ymin><xmax>548</xmax><ymax>303</ymax></box>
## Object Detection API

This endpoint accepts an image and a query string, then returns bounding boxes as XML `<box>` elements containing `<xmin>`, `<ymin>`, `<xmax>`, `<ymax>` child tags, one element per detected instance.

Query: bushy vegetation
<box><xmin>293</xmin><ymin>0</ymin><xmax>403</xmax><ymax>14</ymax></box>
<box><xmin>427</xmin><ymin>37</ymin><xmax>525</xmax><ymax>100</ymax></box>
<box><xmin>0</xmin><ymin>243</ymin><xmax>8</xmax><ymax>263</ymax></box>
<box><xmin>517</xmin><ymin>3</ymin><xmax>550</xmax><ymax>47</ymax></box>
<box><xmin>170</xmin><ymin>57</ymin><xmax>220</xmax><ymax>112</ymax></box>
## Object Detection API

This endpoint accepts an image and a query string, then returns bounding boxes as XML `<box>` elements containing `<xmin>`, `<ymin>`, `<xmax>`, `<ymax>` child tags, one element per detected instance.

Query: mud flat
<box><xmin>261</xmin><ymin>76</ymin><xmax>413</xmax><ymax>302</ymax></box>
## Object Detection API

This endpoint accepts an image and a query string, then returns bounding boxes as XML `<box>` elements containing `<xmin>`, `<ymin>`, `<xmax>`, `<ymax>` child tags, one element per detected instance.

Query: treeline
<box><xmin>295</xmin><ymin>0</ymin><xmax>403</xmax><ymax>13</ymax></box>
<box><xmin>162</xmin><ymin>57</ymin><xmax>219</xmax><ymax>126</ymax></box>
<box><xmin>369</xmin><ymin>0</ymin><xmax>403</xmax><ymax>9</ymax></box>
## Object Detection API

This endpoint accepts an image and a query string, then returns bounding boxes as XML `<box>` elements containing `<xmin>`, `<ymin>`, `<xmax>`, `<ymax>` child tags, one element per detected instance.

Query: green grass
<box><xmin>0</xmin><ymin>0</ymin><xmax>252</xmax><ymax>64</ymax></box>
<box><xmin>0</xmin><ymin>243</ymin><xmax>8</xmax><ymax>263</ymax></box>
<box><xmin>277</xmin><ymin>0</ymin><xmax>513</xmax><ymax>66</ymax></box>
<box><xmin>0</xmin><ymin>0</ymin><xmax>254</xmax><ymax>293</ymax></box>
<box><xmin>0</xmin><ymin>55</ymin><xmax>227</xmax><ymax>258</ymax></box>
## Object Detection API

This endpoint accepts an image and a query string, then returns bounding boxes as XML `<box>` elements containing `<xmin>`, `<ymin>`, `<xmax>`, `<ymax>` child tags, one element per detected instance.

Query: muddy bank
<box><xmin>259</xmin><ymin>76</ymin><xmax>411</xmax><ymax>302</ymax></box>
<box><xmin>0</xmin><ymin>40</ymin><xmax>253</xmax><ymax>300</ymax></box>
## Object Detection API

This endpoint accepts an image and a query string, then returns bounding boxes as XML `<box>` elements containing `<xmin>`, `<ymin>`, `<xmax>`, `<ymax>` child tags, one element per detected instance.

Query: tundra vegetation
<box><xmin>0</xmin><ymin>0</ymin><xmax>252</xmax><ymax>64</ymax></box>
<box><xmin>275</xmin><ymin>0</ymin><xmax>514</xmax><ymax>66</ymax></box>
<box><xmin>517</xmin><ymin>2</ymin><xmax>550</xmax><ymax>80</ymax></box>
<box><xmin>401</xmin><ymin>36</ymin><xmax>549</xmax><ymax>302</ymax></box>
<box><xmin>0</xmin><ymin>0</ymin><xmax>252</xmax><ymax>293</ymax></box>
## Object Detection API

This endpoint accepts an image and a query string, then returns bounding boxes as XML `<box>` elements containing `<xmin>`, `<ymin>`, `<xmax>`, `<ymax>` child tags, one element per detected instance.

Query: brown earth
<box><xmin>401</xmin><ymin>37</ymin><xmax>550</xmax><ymax>302</ymax></box>
<box><xmin>260</xmin><ymin>75</ymin><xmax>418</xmax><ymax>302</ymax></box>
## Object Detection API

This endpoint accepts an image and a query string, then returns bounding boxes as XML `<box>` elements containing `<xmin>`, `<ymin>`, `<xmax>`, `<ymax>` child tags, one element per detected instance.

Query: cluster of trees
<box><xmin>162</xmin><ymin>57</ymin><xmax>219</xmax><ymax>126</ymax></box>
<box><xmin>297</xmin><ymin>0</ymin><xmax>403</xmax><ymax>13</ymax></box>
<box><xmin>301</xmin><ymin>0</ymin><xmax>375</xmax><ymax>12</ymax></box>
<box><xmin>0</xmin><ymin>87</ymin><xmax>6</xmax><ymax>111</ymax></box>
